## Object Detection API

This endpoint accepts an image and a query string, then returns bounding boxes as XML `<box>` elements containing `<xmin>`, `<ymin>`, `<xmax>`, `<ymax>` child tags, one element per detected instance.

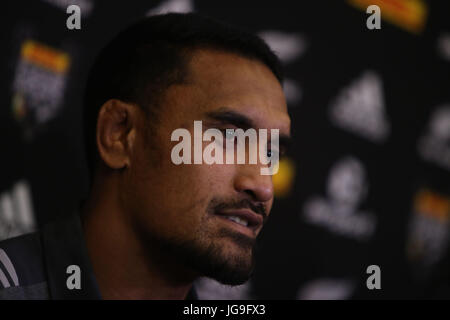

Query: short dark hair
<box><xmin>83</xmin><ymin>12</ymin><xmax>283</xmax><ymax>181</ymax></box>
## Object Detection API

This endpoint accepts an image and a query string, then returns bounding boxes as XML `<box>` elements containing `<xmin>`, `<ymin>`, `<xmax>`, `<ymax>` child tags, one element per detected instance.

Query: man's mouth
<box><xmin>214</xmin><ymin>209</ymin><xmax>263</xmax><ymax>237</ymax></box>
<box><xmin>224</xmin><ymin>215</ymin><xmax>249</xmax><ymax>227</ymax></box>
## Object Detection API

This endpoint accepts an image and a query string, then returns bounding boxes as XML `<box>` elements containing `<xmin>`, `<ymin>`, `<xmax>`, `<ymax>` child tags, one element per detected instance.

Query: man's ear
<box><xmin>96</xmin><ymin>99</ymin><xmax>137</xmax><ymax>170</ymax></box>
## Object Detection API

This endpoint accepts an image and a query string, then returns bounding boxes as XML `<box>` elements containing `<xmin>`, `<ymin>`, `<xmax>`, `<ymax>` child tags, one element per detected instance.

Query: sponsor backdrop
<box><xmin>1</xmin><ymin>0</ymin><xmax>449</xmax><ymax>299</ymax></box>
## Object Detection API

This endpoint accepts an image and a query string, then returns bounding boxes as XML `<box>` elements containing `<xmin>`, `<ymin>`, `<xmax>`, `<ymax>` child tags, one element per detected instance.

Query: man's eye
<box><xmin>224</xmin><ymin>129</ymin><xmax>235</xmax><ymax>140</ymax></box>
<box><xmin>266</xmin><ymin>148</ymin><xmax>280</xmax><ymax>158</ymax></box>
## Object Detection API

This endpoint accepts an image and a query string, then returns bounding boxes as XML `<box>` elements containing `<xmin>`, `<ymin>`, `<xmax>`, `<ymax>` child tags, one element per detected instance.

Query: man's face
<box><xmin>125</xmin><ymin>48</ymin><xmax>290</xmax><ymax>285</ymax></box>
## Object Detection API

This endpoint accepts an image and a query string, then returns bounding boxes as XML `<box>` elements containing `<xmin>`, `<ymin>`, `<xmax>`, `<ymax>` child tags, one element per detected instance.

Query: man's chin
<box><xmin>174</xmin><ymin>238</ymin><xmax>256</xmax><ymax>285</ymax></box>
<box><xmin>200</xmin><ymin>245</ymin><xmax>255</xmax><ymax>285</ymax></box>
<box><xmin>198</xmin><ymin>231</ymin><xmax>258</xmax><ymax>285</ymax></box>
<box><xmin>155</xmin><ymin>226</ymin><xmax>258</xmax><ymax>285</ymax></box>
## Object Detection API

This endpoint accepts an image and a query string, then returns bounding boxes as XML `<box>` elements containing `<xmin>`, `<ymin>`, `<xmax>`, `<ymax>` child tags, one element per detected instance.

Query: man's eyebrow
<box><xmin>204</xmin><ymin>108</ymin><xmax>254</xmax><ymax>129</ymax></box>
<box><xmin>205</xmin><ymin>107</ymin><xmax>292</xmax><ymax>153</ymax></box>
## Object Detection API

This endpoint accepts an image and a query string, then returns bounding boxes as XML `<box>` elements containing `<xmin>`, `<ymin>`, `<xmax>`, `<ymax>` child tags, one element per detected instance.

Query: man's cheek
<box><xmin>207</xmin><ymin>163</ymin><xmax>237</xmax><ymax>184</ymax></box>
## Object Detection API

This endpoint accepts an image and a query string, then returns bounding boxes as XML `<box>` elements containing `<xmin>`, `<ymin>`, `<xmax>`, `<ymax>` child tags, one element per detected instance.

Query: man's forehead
<box><xmin>162</xmin><ymin>48</ymin><xmax>290</xmax><ymax>134</ymax></box>
<box><xmin>189</xmin><ymin>50</ymin><xmax>286</xmax><ymax>105</ymax></box>
<box><xmin>186</xmin><ymin>48</ymin><xmax>285</xmax><ymax>100</ymax></box>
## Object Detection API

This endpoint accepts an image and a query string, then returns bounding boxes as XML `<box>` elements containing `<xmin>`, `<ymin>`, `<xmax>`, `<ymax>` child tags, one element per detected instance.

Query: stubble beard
<box><xmin>157</xmin><ymin>217</ymin><xmax>258</xmax><ymax>286</ymax></box>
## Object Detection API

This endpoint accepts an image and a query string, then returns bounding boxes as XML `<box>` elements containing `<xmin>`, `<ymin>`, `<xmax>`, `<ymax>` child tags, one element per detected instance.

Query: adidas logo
<box><xmin>0</xmin><ymin>248</ymin><xmax>20</xmax><ymax>288</ymax></box>
<box><xmin>437</xmin><ymin>33</ymin><xmax>450</xmax><ymax>61</ymax></box>
<box><xmin>329</xmin><ymin>70</ymin><xmax>390</xmax><ymax>143</ymax></box>
<box><xmin>147</xmin><ymin>0</ymin><xmax>194</xmax><ymax>16</ymax></box>
<box><xmin>0</xmin><ymin>181</ymin><xmax>36</xmax><ymax>241</ymax></box>
<box><xmin>259</xmin><ymin>30</ymin><xmax>306</xmax><ymax>106</ymax></box>
<box><xmin>418</xmin><ymin>105</ymin><xmax>450</xmax><ymax>171</ymax></box>
<box><xmin>297</xmin><ymin>278</ymin><xmax>356</xmax><ymax>300</ymax></box>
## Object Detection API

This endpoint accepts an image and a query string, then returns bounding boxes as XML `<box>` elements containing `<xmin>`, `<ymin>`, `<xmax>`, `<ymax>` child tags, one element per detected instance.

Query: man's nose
<box><xmin>233</xmin><ymin>164</ymin><xmax>274</xmax><ymax>203</ymax></box>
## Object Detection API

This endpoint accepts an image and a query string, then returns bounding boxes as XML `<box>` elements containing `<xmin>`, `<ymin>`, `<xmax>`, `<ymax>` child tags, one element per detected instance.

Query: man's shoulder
<box><xmin>0</xmin><ymin>231</ymin><xmax>49</xmax><ymax>299</ymax></box>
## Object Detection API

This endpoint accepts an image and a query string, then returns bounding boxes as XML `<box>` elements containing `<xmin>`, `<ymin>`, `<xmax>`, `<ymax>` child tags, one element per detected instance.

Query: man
<box><xmin>0</xmin><ymin>12</ymin><xmax>291</xmax><ymax>299</ymax></box>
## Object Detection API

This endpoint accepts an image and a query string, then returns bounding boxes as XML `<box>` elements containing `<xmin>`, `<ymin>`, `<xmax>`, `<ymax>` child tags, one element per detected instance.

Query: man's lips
<box><xmin>214</xmin><ymin>209</ymin><xmax>264</xmax><ymax>233</ymax></box>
